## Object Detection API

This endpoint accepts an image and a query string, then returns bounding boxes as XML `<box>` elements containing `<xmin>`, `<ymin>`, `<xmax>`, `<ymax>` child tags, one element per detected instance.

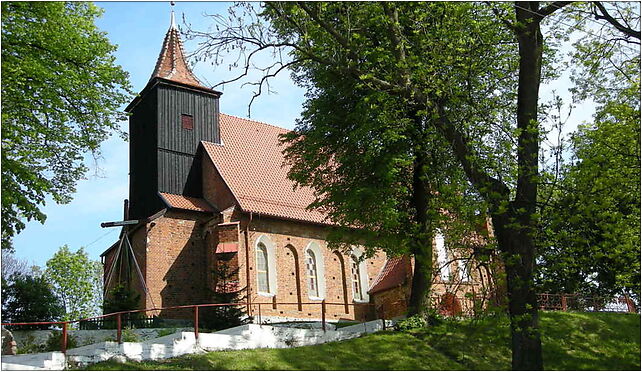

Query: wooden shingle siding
<box><xmin>128</xmin><ymin>80</ymin><xmax>219</xmax><ymax>219</ymax></box>
<box><xmin>156</xmin><ymin>84</ymin><xmax>219</xmax><ymax>155</ymax></box>
<box><xmin>129</xmin><ymin>87</ymin><xmax>162</xmax><ymax>219</ymax></box>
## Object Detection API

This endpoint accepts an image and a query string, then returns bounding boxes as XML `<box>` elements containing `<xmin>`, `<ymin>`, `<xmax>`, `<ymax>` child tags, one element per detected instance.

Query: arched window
<box><xmin>351</xmin><ymin>255</ymin><xmax>363</xmax><ymax>301</ymax></box>
<box><xmin>255</xmin><ymin>235</ymin><xmax>277</xmax><ymax>296</ymax></box>
<box><xmin>435</xmin><ymin>232</ymin><xmax>451</xmax><ymax>281</ymax></box>
<box><xmin>304</xmin><ymin>241</ymin><xmax>326</xmax><ymax>299</ymax></box>
<box><xmin>306</xmin><ymin>249</ymin><xmax>319</xmax><ymax>297</ymax></box>
<box><xmin>256</xmin><ymin>242</ymin><xmax>270</xmax><ymax>293</ymax></box>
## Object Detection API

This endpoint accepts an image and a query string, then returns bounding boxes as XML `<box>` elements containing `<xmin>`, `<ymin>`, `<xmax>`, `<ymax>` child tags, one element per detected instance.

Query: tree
<box><xmin>2</xmin><ymin>273</ymin><xmax>64</xmax><ymax>328</ymax></box>
<box><xmin>1</xmin><ymin>250</ymin><xmax>33</xmax><ymax>281</ymax></box>
<box><xmin>45</xmin><ymin>245</ymin><xmax>103</xmax><ymax>321</ymax></box>
<box><xmin>538</xmin><ymin>72</ymin><xmax>640</xmax><ymax>301</ymax></box>
<box><xmin>1</xmin><ymin>2</ymin><xmax>132</xmax><ymax>251</ymax></box>
<box><xmin>188</xmin><ymin>1</ymin><xmax>514</xmax><ymax>317</ymax></box>
<box><xmin>200</xmin><ymin>260</ymin><xmax>249</xmax><ymax>331</ymax></box>
<box><xmin>1</xmin><ymin>250</ymin><xmax>35</xmax><ymax>316</ymax></box>
<box><xmin>189</xmin><ymin>2</ymin><xmax>638</xmax><ymax>369</ymax></box>
<box><xmin>103</xmin><ymin>283</ymin><xmax>141</xmax><ymax>316</ymax></box>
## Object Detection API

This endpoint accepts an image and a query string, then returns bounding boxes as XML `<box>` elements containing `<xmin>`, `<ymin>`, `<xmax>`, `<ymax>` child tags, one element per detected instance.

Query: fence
<box><xmin>3</xmin><ymin>293</ymin><xmax>636</xmax><ymax>354</ymax></box>
<box><xmin>537</xmin><ymin>293</ymin><xmax>637</xmax><ymax>313</ymax></box>
<box><xmin>1</xmin><ymin>300</ymin><xmax>382</xmax><ymax>354</ymax></box>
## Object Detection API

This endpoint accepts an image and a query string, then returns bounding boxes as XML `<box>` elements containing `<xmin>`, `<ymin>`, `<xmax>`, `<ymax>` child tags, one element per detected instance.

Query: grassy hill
<box><xmin>84</xmin><ymin>312</ymin><xmax>640</xmax><ymax>370</ymax></box>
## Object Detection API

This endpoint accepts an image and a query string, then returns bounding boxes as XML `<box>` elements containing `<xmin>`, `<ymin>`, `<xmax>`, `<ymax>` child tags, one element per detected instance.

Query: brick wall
<box><xmin>145</xmin><ymin>210</ymin><xmax>210</xmax><ymax>318</ymax></box>
<box><xmin>105</xmin><ymin>207</ymin><xmax>492</xmax><ymax>321</ymax></box>
<box><xmin>235</xmin><ymin>215</ymin><xmax>388</xmax><ymax>322</ymax></box>
<box><xmin>202</xmin><ymin>156</ymin><xmax>236</xmax><ymax>210</ymax></box>
<box><xmin>372</xmin><ymin>285</ymin><xmax>411</xmax><ymax>319</ymax></box>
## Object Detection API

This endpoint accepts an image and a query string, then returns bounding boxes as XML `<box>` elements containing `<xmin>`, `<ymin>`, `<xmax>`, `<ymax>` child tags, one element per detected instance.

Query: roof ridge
<box><xmin>220</xmin><ymin>112</ymin><xmax>292</xmax><ymax>133</ymax></box>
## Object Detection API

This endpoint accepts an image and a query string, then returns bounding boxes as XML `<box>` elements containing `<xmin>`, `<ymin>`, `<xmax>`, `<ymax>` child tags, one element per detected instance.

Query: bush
<box><xmin>44</xmin><ymin>330</ymin><xmax>78</xmax><ymax>351</ymax></box>
<box><xmin>396</xmin><ymin>314</ymin><xmax>427</xmax><ymax>331</ymax></box>
<box><xmin>17</xmin><ymin>335</ymin><xmax>42</xmax><ymax>354</ymax></box>
<box><xmin>121</xmin><ymin>328</ymin><xmax>140</xmax><ymax>342</ymax></box>
<box><xmin>200</xmin><ymin>261</ymin><xmax>251</xmax><ymax>331</ymax></box>
<box><xmin>396</xmin><ymin>308</ymin><xmax>445</xmax><ymax>331</ymax></box>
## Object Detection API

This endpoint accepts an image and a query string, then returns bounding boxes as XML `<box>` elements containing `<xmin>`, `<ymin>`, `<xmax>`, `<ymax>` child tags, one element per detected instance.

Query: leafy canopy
<box><xmin>538</xmin><ymin>77</ymin><xmax>641</xmax><ymax>299</ymax></box>
<box><xmin>2</xmin><ymin>273</ymin><xmax>64</xmax><ymax>327</ymax></box>
<box><xmin>1</xmin><ymin>2</ymin><xmax>132</xmax><ymax>250</ymax></box>
<box><xmin>537</xmin><ymin>2</ymin><xmax>641</xmax><ymax>301</ymax></box>
<box><xmin>45</xmin><ymin>245</ymin><xmax>103</xmax><ymax>321</ymax></box>
<box><xmin>261</xmin><ymin>2</ymin><xmax>517</xmax><ymax>254</ymax></box>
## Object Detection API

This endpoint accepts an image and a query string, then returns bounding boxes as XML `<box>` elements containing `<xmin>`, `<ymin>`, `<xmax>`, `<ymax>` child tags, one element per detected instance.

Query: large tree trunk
<box><xmin>495</xmin><ymin>3</ymin><xmax>545</xmax><ymax>370</ymax></box>
<box><xmin>407</xmin><ymin>147</ymin><xmax>434</xmax><ymax>317</ymax></box>
<box><xmin>493</xmin><ymin>212</ymin><xmax>542</xmax><ymax>370</ymax></box>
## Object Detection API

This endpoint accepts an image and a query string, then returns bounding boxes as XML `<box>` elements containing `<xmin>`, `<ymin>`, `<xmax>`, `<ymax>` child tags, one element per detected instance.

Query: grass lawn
<box><xmin>83</xmin><ymin>312</ymin><xmax>640</xmax><ymax>370</ymax></box>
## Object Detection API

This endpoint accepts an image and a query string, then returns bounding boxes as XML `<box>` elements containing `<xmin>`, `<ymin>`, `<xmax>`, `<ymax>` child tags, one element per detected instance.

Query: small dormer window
<box><xmin>181</xmin><ymin>114</ymin><xmax>193</xmax><ymax>130</ymax></box>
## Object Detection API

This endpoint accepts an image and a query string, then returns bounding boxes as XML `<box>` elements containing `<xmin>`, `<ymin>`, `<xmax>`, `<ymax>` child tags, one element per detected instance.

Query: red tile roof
<box><xmin>202</xmin><ymin>114</ymin><xmax>329</xmax><ymax>225</ymax></box>
<box><xmin>150</xmin><ymin>21</ymin><xmax>204</xmax><ymax>88</ymax></box>
<box><xmin>159</xmin><ymin>192</ymin><xmax>216</xmax><ymax>213</ymax></box>
<box><xmin>368</xmin><ymin>256</ymin><xmax>411</xmax><ymax>294</ymax></box>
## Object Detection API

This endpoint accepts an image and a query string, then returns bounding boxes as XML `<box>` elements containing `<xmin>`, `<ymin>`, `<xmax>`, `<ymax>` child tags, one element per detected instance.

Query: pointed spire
<box><xmin>169</xmin><ymin>2</ymin><xmax>176</xmax><ymax>30</ymax></box>
<box><xmin>149</xmin><ymin>3</ymin><xmax>203</xmax><ymax>88</ymax></box>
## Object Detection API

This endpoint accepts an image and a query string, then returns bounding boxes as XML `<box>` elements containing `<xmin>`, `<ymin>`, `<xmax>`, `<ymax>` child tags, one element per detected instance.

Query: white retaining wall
<box><xmin>10</xmin><ymin>328</ymin><xmax>192</xmax><ymax>349</ymax></box>
<box><xmin>1</xmin><ymin>320</ymin><xmax>394</xmax><ymax>370</ymax></box>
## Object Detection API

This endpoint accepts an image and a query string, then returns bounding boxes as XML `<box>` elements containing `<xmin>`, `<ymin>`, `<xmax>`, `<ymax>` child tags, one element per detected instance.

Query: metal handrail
<box><xmin>1</xmin><ymin>300</ymin><xmax>382</xmax><ymax>354</ymax></box>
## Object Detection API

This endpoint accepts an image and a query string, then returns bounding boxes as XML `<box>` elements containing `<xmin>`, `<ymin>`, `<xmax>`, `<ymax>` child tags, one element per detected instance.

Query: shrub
<box><xmin>200</xmin><ymin>261</ymin><xmax>251</xmax><ymax>331</ymax></box>
<box><xmin>396</xmin><ymin>314</ymin><xmax>427</xmax><ymax>331</ymax></box>
<box><xmin>44</xmin><ymin>330</ymin><xmax>78</xmax><ymax>351</ymax></box>
<box><xmin>17</xmin><ymin>335</ymin><xmax>42</xmax><ymax>354</ymax></box>
<box><xmin>121</xmin><ymin>328</ymin><xmax>140</xmax><ymax>343</ymax></box>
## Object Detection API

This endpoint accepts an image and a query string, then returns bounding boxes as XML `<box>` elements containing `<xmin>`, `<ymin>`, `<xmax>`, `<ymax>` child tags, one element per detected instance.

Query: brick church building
<box><xmin>102</xmin><ymin>13</ymin><xmax>491</xmax><ymax>322</ymax></box>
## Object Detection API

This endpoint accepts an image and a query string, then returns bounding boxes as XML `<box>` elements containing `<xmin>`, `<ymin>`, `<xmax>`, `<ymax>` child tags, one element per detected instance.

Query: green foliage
<box><xmin>268</xmin><ymin>2</ymin><xmax>513</xmax><ymax>257</ymax></box>
<box><xmin>83</xmin><ymin>312</ymin><xmax>640</xmax><ymax>371</ymax></box>
<box><xmin>2</xmin><ymin>273</ymin><xmax>64</xmax><ymax>326</ymax></box>
<box><xmin>121</xmin><ymin>328</ymin><xmax>141</xmax><ymax>343</ymax></box>
<box><xmin>103</xmin><ymin>283</ymin><xmax>141</xmax><ymax>315</ymax></box>
<box><xmin>395</xmin><ymin>314</ymin><xmax>428</xmax><ymax>331</ymax></box>
<box><xmin>156</xmin><ymin>328</ymin><xmax>177</xmax><ymax>338</ymax></box>
<box><xmin>44</xmin><ymin>330</ymin><xmax>78</xmax><ymax>352</ymax></box>
<box><xmin>538</xmin><ymin>65</ymin><xmax>640</xmax><ymax>301</ymax></box>
<box><xmin>1</xmin><ymin>1</ymin><xmax>132</xmax><ymax>250</ymax></box>
<box><xmin>17</xmin><ymin>340</ymin><xmax>43</xmax><ymax>355</ymax></box>
<box><xmin>45</xmin><ymin>245</ymin><xmax>103</xmax><ymax>321</ymax></box>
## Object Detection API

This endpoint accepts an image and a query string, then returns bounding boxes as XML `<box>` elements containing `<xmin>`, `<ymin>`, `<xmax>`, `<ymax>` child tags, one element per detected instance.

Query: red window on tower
<box><xmin>181</xmin><ymin>114</ymin><xmax>193</xmax><ymax>130</ymax></box>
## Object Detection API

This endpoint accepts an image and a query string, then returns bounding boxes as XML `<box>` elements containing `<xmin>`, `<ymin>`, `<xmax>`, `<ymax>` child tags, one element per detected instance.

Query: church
<box><xmin>101</xmin><ymin>13</ymin><xmax>490</xmax><ymax>323</ymax></box>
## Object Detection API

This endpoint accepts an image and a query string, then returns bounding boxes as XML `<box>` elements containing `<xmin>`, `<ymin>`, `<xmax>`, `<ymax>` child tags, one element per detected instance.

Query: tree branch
<box><xmin>537</xmin><ymin>1</ymin><xmax>573</xmax><ymax>18</ymax></box>
<box><xmin>381</xmin><ymin>2</ymin><xmax>411</xmax><ymax>88</ymax></box>
<box><xmin>593</xmin><ymin>1</ymin><xmax>641</xmax><ymax>40</ymax></box>
<box><xmin>484</xmin><ymin>1</ymin><xmax>516</xmax><ymax>31</ymax></box>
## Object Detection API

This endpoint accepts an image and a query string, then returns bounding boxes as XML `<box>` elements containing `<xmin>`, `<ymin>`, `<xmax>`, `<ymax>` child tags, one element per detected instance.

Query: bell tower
<box><xmin>125</xmin><ymin>8</ymin><xmax>222</xmax><ymax>219</ymax></box>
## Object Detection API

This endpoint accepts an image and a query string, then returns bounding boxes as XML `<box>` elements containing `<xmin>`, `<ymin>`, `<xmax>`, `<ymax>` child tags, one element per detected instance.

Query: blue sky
<box><xmin>11</xmin><ymin>2</ymin><xmax>595</xmax><ymax>268</ymax></box>
<box><xmin>11</xmin><ymin>2</ymin><xmax>306</xmax><ymax>267</ymax></box>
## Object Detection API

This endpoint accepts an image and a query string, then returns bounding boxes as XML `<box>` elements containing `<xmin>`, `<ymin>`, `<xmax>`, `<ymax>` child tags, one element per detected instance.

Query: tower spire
<box><xmin>170</xmin><ymin>1</ymin><xmax>176</xmax><ymax>30</ymax></box>
<box><xmin>149</xmin><ymin>3</ymin><xmax>203</xmax><ymax>87</ymax></box>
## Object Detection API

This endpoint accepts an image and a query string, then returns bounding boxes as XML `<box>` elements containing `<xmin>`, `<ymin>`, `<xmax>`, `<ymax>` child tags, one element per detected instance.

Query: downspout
<box><xmin>244</xmin><ymin>211</ymin><xmax>253</xmax><ymax>316</ymax></box>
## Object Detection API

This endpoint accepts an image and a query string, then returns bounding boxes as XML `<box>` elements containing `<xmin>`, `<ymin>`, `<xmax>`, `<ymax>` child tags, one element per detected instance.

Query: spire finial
<box><xmin>170</xmin><ymin>2</ymin><xmax>176</xmax><ymax>29</ymax></box>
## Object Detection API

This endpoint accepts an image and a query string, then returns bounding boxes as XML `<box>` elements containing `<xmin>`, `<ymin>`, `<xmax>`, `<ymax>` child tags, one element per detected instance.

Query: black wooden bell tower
<box><xmin>125</xmin><ymin>11</ymin><xmax>222</xmax><ymax>219</ymax></box>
